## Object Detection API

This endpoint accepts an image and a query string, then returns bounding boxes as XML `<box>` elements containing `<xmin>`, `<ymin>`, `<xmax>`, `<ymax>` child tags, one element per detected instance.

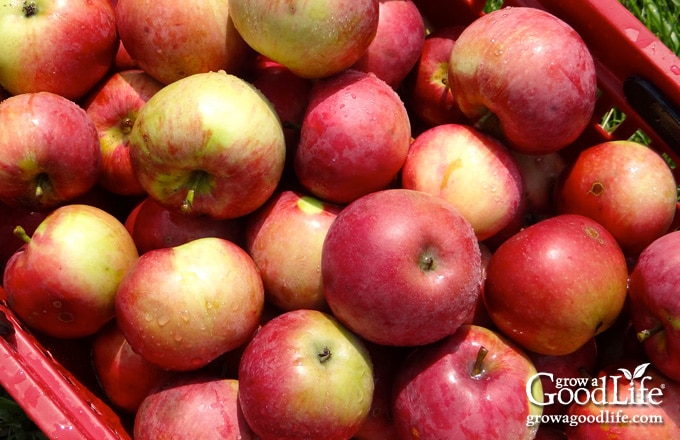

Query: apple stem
<box><xmin>318</xmin><ymin>346</ymin><xmax>332</xmax><ymax>364</ymax></box>
<box><xmin>471</xmin><ymin>346</ymin><xmax>488</xmax><ymax>379</ymax></box>
<box><xmin>13</xmin><ymin>226</ymin><xmax>31</xmax><ymax>244</ymax></box>
<box><xmin>34</xmin><ymin>173</ymin><xmax>50</xmax><ymax>200</ymax></box>
<box><xmin>181</xmin><ymin>170</ymin><xmax>211</xmax><ymax>215</ymax></box>
<box><xmin>637</xmin><ymin>323</ymin><xmax>665</xmax><ymax>342</ymax></box>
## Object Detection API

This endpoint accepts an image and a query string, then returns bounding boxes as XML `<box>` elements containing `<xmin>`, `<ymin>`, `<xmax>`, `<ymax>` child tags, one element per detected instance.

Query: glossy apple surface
<box><xmin>322</xmin><ymin>188</ymin><xmax>482</xmax><ymax>346</ymax></box>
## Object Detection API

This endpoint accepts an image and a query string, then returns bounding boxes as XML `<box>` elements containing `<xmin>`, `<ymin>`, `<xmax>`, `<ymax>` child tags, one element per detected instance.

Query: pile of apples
<box><xmin>1</xmin><ymin>0</ymin><xmax>680</xmax><ymax>439</ymax></box>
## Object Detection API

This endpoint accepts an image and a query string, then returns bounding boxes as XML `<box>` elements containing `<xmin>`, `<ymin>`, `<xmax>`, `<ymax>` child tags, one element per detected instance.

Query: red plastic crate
<box><xmin>2</xmin><ymin>0</ymin><xmax>680</xmax><ymax>438</ymax></box>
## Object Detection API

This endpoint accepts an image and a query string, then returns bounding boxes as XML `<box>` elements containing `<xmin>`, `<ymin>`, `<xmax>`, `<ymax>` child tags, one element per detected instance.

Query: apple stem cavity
<box><xmin>471</xmin><ymin>346</ymin><xmax>488</xmax><ymax>379</ymax></box>
<box><xmin>637</xmin><ymin>323</ymin><xmax>665</xmax><ymax>342</ymax></box>
<box><xmin>419</xmin><ymin>254</ymin><xmax>436</xmax><ymax>272</ymax></box>
<box><xmin>34</xmin><ymin>173</ymin><xmax>51</xmax><ymax>199</ymax></box>
<box><xmin>13</xmin><ymin>226</ymin><xmax>31</xmax><ymax>244</ymax></box>
<box><xmin>121</xmin><ymin>117</ymin><xmax>134</xmax><ymax>135</ymax></box>
<box><xmin>181</xmin><ymin>170</ymin><xmax>211</xmax><ymax>215</ymax></box>
<box><xmin>318</xmin><ymin>346</ymin><xmax>332</xmax><ymax>364</ymax></box>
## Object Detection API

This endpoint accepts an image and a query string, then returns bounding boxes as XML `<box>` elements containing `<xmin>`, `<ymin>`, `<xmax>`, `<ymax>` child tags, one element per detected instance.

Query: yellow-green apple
<box><xmin>115</xmin><ymin>0</ymin><xmax>254</xmax><ymax>85</ymax></box>
<box><xmin>448</xmin><ymin>7</ymin><xmax>597</xmax><ymax>154</ymax></box>
<box><xmin>554</xmin><ymin>140</ymin><xmax>677</xmax><ymax>257</ymax></box>
<box><xmin>351</xmin><ymin>0</ymin><xmax>425</xmax><ymax>89</ymax></box>
<box><xmin>0</xmin><ymin>0</ymin><xmax>118</xmax><ymax>100</ymax></box>
<box><xmin>134</xmin><ymin>373</ymin><xmax>255</xmax><ymax>439</ymax></box>
<box><xmin>125</xmin><ymin>196</ymin><xmax>245</xmax><ymax>255</ymax></box>
<box><xmin>392</xmin><ymin>324</ymin><xmax>543</xmax><ymax>439</ymax></box>
<box><xmin>83</xmin><ymin>69</ymin><xmax>164</xmax><ymax>196</ymax></box>
<box><xmin>128</xmin><ymin>70</ymin><xmax>286</xmax><ymax>219</ymax></box>
<box><xmin>628</xmin><ymin>230</ymin><xmax>680</xmax><ymax>382</ymax></box>
<box><xmin>483</xmin><ymin>214</ymin><xmax>629</xmax><ymax>356</ymax></box>
<box><xmin>229</xmin><ymin>0</ymin><xmax>379</xmax><ymax>79</ymax></box>
<box><xmin>0</xmin><ymin>92</ymin><xmax>102</xmax><ymax>211</ymax></box>
<box><xmin>401</xmin><ymin>123</ymin><xmax>524</xmax><ymax>241</ymax></box>
<box><xmin>295</xmin><ymin>70</ymin><xmax>411</xmax><ymax>204</ymax></box>
<box><xmin>322</xmin><ymin>188</ymin><xmax>482</xmax><ymax>346</ymax></box>
<box><xmin>245</xmin><ymin>190</ymin><xmax>342</xmax><ymax>312</ymax></box>
<box><xmin>403</xmin><ymin>26</ymin><xmax>466</xmax><ymax>128</ymax></box>
<box><xmin>91</xmin><ymin>320</ymin><xmax>175</xmax><ymax>413</ymax></box>
<box><xmin>3</xmin><ymin>204</ymin><xmax>139</xmax><ymax>338</ymax></box>
<box><xmin>565</xmin><ymin>361</ymin><xmax>680</xmax><ymax>438</ymax></box>
<box><xmin>237</xmin><ymin>309</ymin><xmax>374</xmax><ymax>440</ymax></box>
<box><xmin>115</xmin><ymin>237</ymin><xmax>264</xmax><ymax>371</ymax></box>
<box><xmin>511</xmin><ymin>150</ymin><xmax>566</xmax><ymax>223</ymax></box>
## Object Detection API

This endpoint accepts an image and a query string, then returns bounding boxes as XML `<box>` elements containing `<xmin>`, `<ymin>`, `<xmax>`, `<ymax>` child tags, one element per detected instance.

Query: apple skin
<box><xmin>628</xmin><ymin>230</ymin><xmax>680</xmax><ymax>382</ymax></box>
<box><xmin>115</xmin><ymin>237</ymin><xmax>264</xmax><ymax>371</ymax></box>
<box><xmin>511</xmin><ymin>150</ymin><xmax>566</xmax><ymax>223</ymax></box>
<box><xmin>237</xmin><ymin>309</ymin><xmax>375</xmax><ymax>440</ymax></box>
<box><xmin>229</xmin><ymin>0</ymin><xmax>379</xmax><ymax>79</ymax></box>
<box><xmin>3</xmin><ymin>204</ymin><xmax>139</xmax><ymax>339</ymax></box>
<box><xmin>245</xmin><ymin>190</ymin><xmax>342</xmax><ymax>312</ymax></box>
<box><xmin>115</xmin><ymin>0</ymin><xmax>254</xmax><ymax>85</ymax></box>
<box><xmin>0</xmin><ymin>0</ymin><xmax>118</xmax><ymax>101</ymax></box>
<box><xmin>322</xmin><ymin>188</ymin><xmax>482</xmax><ymax>346</ymax></box>
<box><xmin>125</xmin><ymin>196</ymin><xmax>245</xmax><ymax>255</ymax></box>
<box><xmin>295</xmin><ymin>70</ymin><xmax>412</xmax><ymax>204</ymax></box>
<box><xmin>0</xmin><ymin>202</ymin><xmax>48</xmax><ymax>275</ymax></box>
<box><xmin>448</xmin><ymin>7</ymin><xmax>597</xmax><ymax>154</ymax></box>
<box><xmin>90</xmin><ymin>320</ymin><xmax>175</xmax><ymax>413</ymax></box>
<box><xmin>351</xmin><ymin>0</ymin><xmax>426</xmax><ymax>89</ymax></box>
<box><xmin>401</xmin><ymin>123</ymin><xmax>524</xmax><ymax>241</ymax></box>
<box><xmin>128</xmin><ymin>70</ymin><xmax>286</xmax><ymax>220</ymax></box>
<box><xmin>392</xmin><ymin>324</ymin><xmax>543</xmax><ymax>440</ymax></box>
<box><xmin>483</xmin><ymin>214</ymin><xmax>629</xmax><ymax>356</ymax></box>
<box><xmin>554</xmin><ymin>140</ymin><xmax>677</xmax><ymax>257</ymax></box>
<box><xmin>83</xmin><ymin>69</ymin><xmax>164</xmax><ymax>196</ymax></box>
<box><xmin>134</xmin><ymin>373</ymin><xmax>255</xmax><ymax>439</ymax></box>
<box><xmin>0</xmin><ymin>92</ymin><xmax>102</xmax><ymax>211</ymax></box>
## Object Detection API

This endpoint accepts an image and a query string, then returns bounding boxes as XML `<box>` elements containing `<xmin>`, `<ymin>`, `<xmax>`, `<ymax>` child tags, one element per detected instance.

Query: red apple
<box><xmin>392</xmin><ymin>324</ymin><xmax>543</xmax><ymax>439</ymax></box>
<box><xmin>115</xmin><ymin>237</ymin><xmax>264</xmax><ymax>371</ymax></box>
<box><xmin>83</xmin><ymin>69</ymin><xmax>164</xmax><ymax>196</ymax></box>
<box><xmin>128</xmin><ymin>70</ymin><xmax>286</xmax><ymax>220</ymax></box>
<box><xmin>554</xmin><ymin>140</ymin><xmax>677</xmax><ymax>257</ymax></box>
<box><xmin>628</xmin><ymin>230</ymin><xmax>680</xmax><ymax>382</ymax></box>
<box><xmin>322</xmin><ymin>188</ymin><xmax>482</xmax><ymax>346</ymax></box>
<box><xmin>448</xmin><ymin>7</ymin><xmax>597</xmax><ymax>154</ymax></box>
<box><xmin>295</xmin><ymin>70</ymin><xmax>411</xmax><ymax>204</ymax></box>
<box><xmin>3</xmin><ymin>204</ymin><xmax>139</xmax><ymax>339</ymax></box>
<box><xmin>0</xmin><ymin>92</ymin><xmax>102</xmax><ymax>211</ymax></box>
<box><xmin>351</xmin><ymin>0</ymin><xmax>426</xmax><ymax>89</ymax></box>
<box><xmin>115</xmin><ymin>0</ymin><xmax>254</xmax><ymax>85</ymax></box>
<box><xmin>511</xmin><ymin>150</ymin><xmax>567</xmax><ymax>223</ymax></box>
<box><xmin>483</xmin><ymin>214</ymin><xmax>629</xmax><ymax>356</ymax></box>
<box><xmin>91</xmin><ymin>320</ymin><xmax>175</xmax><ymax>413</ymax></box>
<box><xmin>237</xmin><ymin>309</ymin><xmax>375</xmax><ymax>440</ymax></box>
<box><xmin>0</xmin><ymin>0</ymin><xmax>118</xmax><ymax>100</ymax></box>
<box><xmin>401</xmin><ymin>123</ymin><xmax>524</xmax><ymax>241</ymax></box>
<box><xmin>134</xmin><ymin>373</ymin><xmax>255</xmax><ymax>439</ymax></box>
<box><xmin>229</xmin><ymin>0</ymin><xmax>379</xmax><ymax>79</ymax></box>
<box><xmin>245</xmin><ymin>190</ymin><xmax>342</xmax><ymax>312</ymax></box>
<box><xmin>0</xmin><ymin>202</ymin><xmax>48</xmax><ymax>275</ymax></box>
<box><xmin>125</xmin><ymin>196</ymin><xmax>245</xmax><ymax>255</ymax></box>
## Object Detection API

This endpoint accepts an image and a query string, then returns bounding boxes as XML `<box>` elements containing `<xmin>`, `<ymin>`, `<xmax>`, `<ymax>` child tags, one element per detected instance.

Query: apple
<box><xmin>294</xmin><ymin>70</ymin><xmax>412</xmax><ymax>204</ymax></box>
<box><xmin>0</xmin><ymin>0</ymin><xmax>118</xmax><ymax>100</ymax></box>
<box><xmin>3</xmin><ymin>204</ymin><xmax>139</xmax><ymax>339</ymax></box>
<box><xmin>245</xmin><ymin>190</ymin><xmax>343</xmax><ymax>312</ymax></box>
<box><xmin>401</xmin><ymin>123</ymin><xmax>524</xmax><ymax>241</ymax></box>
<box><xmin>554</xmin><ymin>140</ymin><xmax>677</xmax><ymax>257</ymax></box>
<box><xmin>448</xmin><ymin>7</ymin><xmax>598</xmax><ymax>154</ymax></box>
<box><xmin>463</xmin><ymin>242</ymin><xmax>494</xmax><ymax>328</ymax></box>
<box><xmin>125</xmin><ymin>196</ymin><xmax>245</xmax><ymax>255</ymax></box>
<box><xmin>83</xmin><ymin>69</ymin><xmax>164</xmax><ymax>196</ymax></box>
<box><xmin>628</xmin><ymin>230</ymin><xmax>680</xmax><ymax>382</ymax></box>
<box><xmin>351</xmin><ymin>0</ymin><xmax>426</xmax><ymax>89</ymax></box>
<box><xmin>511</xmin><ymin>150</ymin><xmax>567</xmax><ymax>223</ymax></box>
<box><xmin>134</xmin><ymin>373</ymin><xmax>255</xmax><ymax>439</ymax></box>
<box><xmin>115</xmin><ymin>0</ymin><xmax>254</xmax><ymax>85</ymax></box>
<box><xmin>91</xmin><ymin>320</ymin><xmax>175</xmax><ymax>413</ymax></box>
<box><xmin>392</xmin><ymin>324</ymin><xmax>543</xmax><ymax>439</ymax></box>
<box><xmin>403</xmin><ymin>25</ymin><xmax>466</xmax><ymax>128</ymax></box>
<box><xmin>115</xmin><ymin>237</ymin><xmax>264</xmax><ymax>371</ymax></box>
<box><xmin>0</xmin><ymin>92</ymin><xmax>102</xmax><ymax>211</ymax></box>
<box><xmin>229</xmin><ymin>0</ymin><xmax>379</xmax><ymax>79</ymax></box>
<box><xmin>483</xmin><ymin>214</ymin><xmax>629</xmax><ymax>356</ymax></box>
<box><xmin>128</xmin><ymin>70</ymin><xmax>286</xmax><ymax>220</ymax></box>
<box><xmin>322</xmin><ymin>188</ymin><xmax>482</xmax><ymax>346</ymax></box>
<box><xmin>237</xmin><ymin>309</ymin><xmax>375</xmax><ymax>440</ymax></box>
<box><xmin>0</xmin><ymin>202</ymin><xmax>48</xmax><ymax>275</ymax></box>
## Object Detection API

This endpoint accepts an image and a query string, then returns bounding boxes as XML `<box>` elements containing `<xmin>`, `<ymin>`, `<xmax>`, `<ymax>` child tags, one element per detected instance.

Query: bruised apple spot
<box><xmin>584</xmin><ymin>226</ymin><xmax>604</xmax><ymax>244</ymax></box>
<box><xmin>589</xmin><ymin>181</ymin><xmax>604</xmax><ymax>196</ymax></box>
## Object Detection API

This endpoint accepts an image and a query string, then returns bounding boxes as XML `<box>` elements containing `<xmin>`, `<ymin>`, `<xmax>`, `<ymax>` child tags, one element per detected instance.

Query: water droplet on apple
<box><xmin>143</xmin><ymin>312</ymin><xmax>153</xmax><ymax>322</ymax></box>
<box><xmin>157</xmin><ymin>315</ymin><xmax>170</xmax><ymax>327</ymax></box>
<box><xmin>52</xmin><ymin>301</ymin><xmax>62</xmax><ymax>308</ymax></box>
<box><xmin>205</xmin><ymin>300</ymin><xmax>214</xmax><ymax>310</ymax></box>
<box><xmin>671</xmin><ymin>65</ymin><xmax>680</xmax><ymax>75</ymax></box>
<box><xmin>173</xmin><ymin>333</ymin><xmax>183</xmax><ymax>342</ymax></box>
<box><xmin>231</xmin><ymin>303</ymin><xmax>240</xmax><ymax>312</ymax></box>
<box><xmin>180</xmin><ymin>310</ymin><xmax>190</xmax><ymax>323</ymax></box>
<box><xmin>58</xmin><ymin>312</ymin><xmax>74</xmax><ymax>323</ymax></box>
